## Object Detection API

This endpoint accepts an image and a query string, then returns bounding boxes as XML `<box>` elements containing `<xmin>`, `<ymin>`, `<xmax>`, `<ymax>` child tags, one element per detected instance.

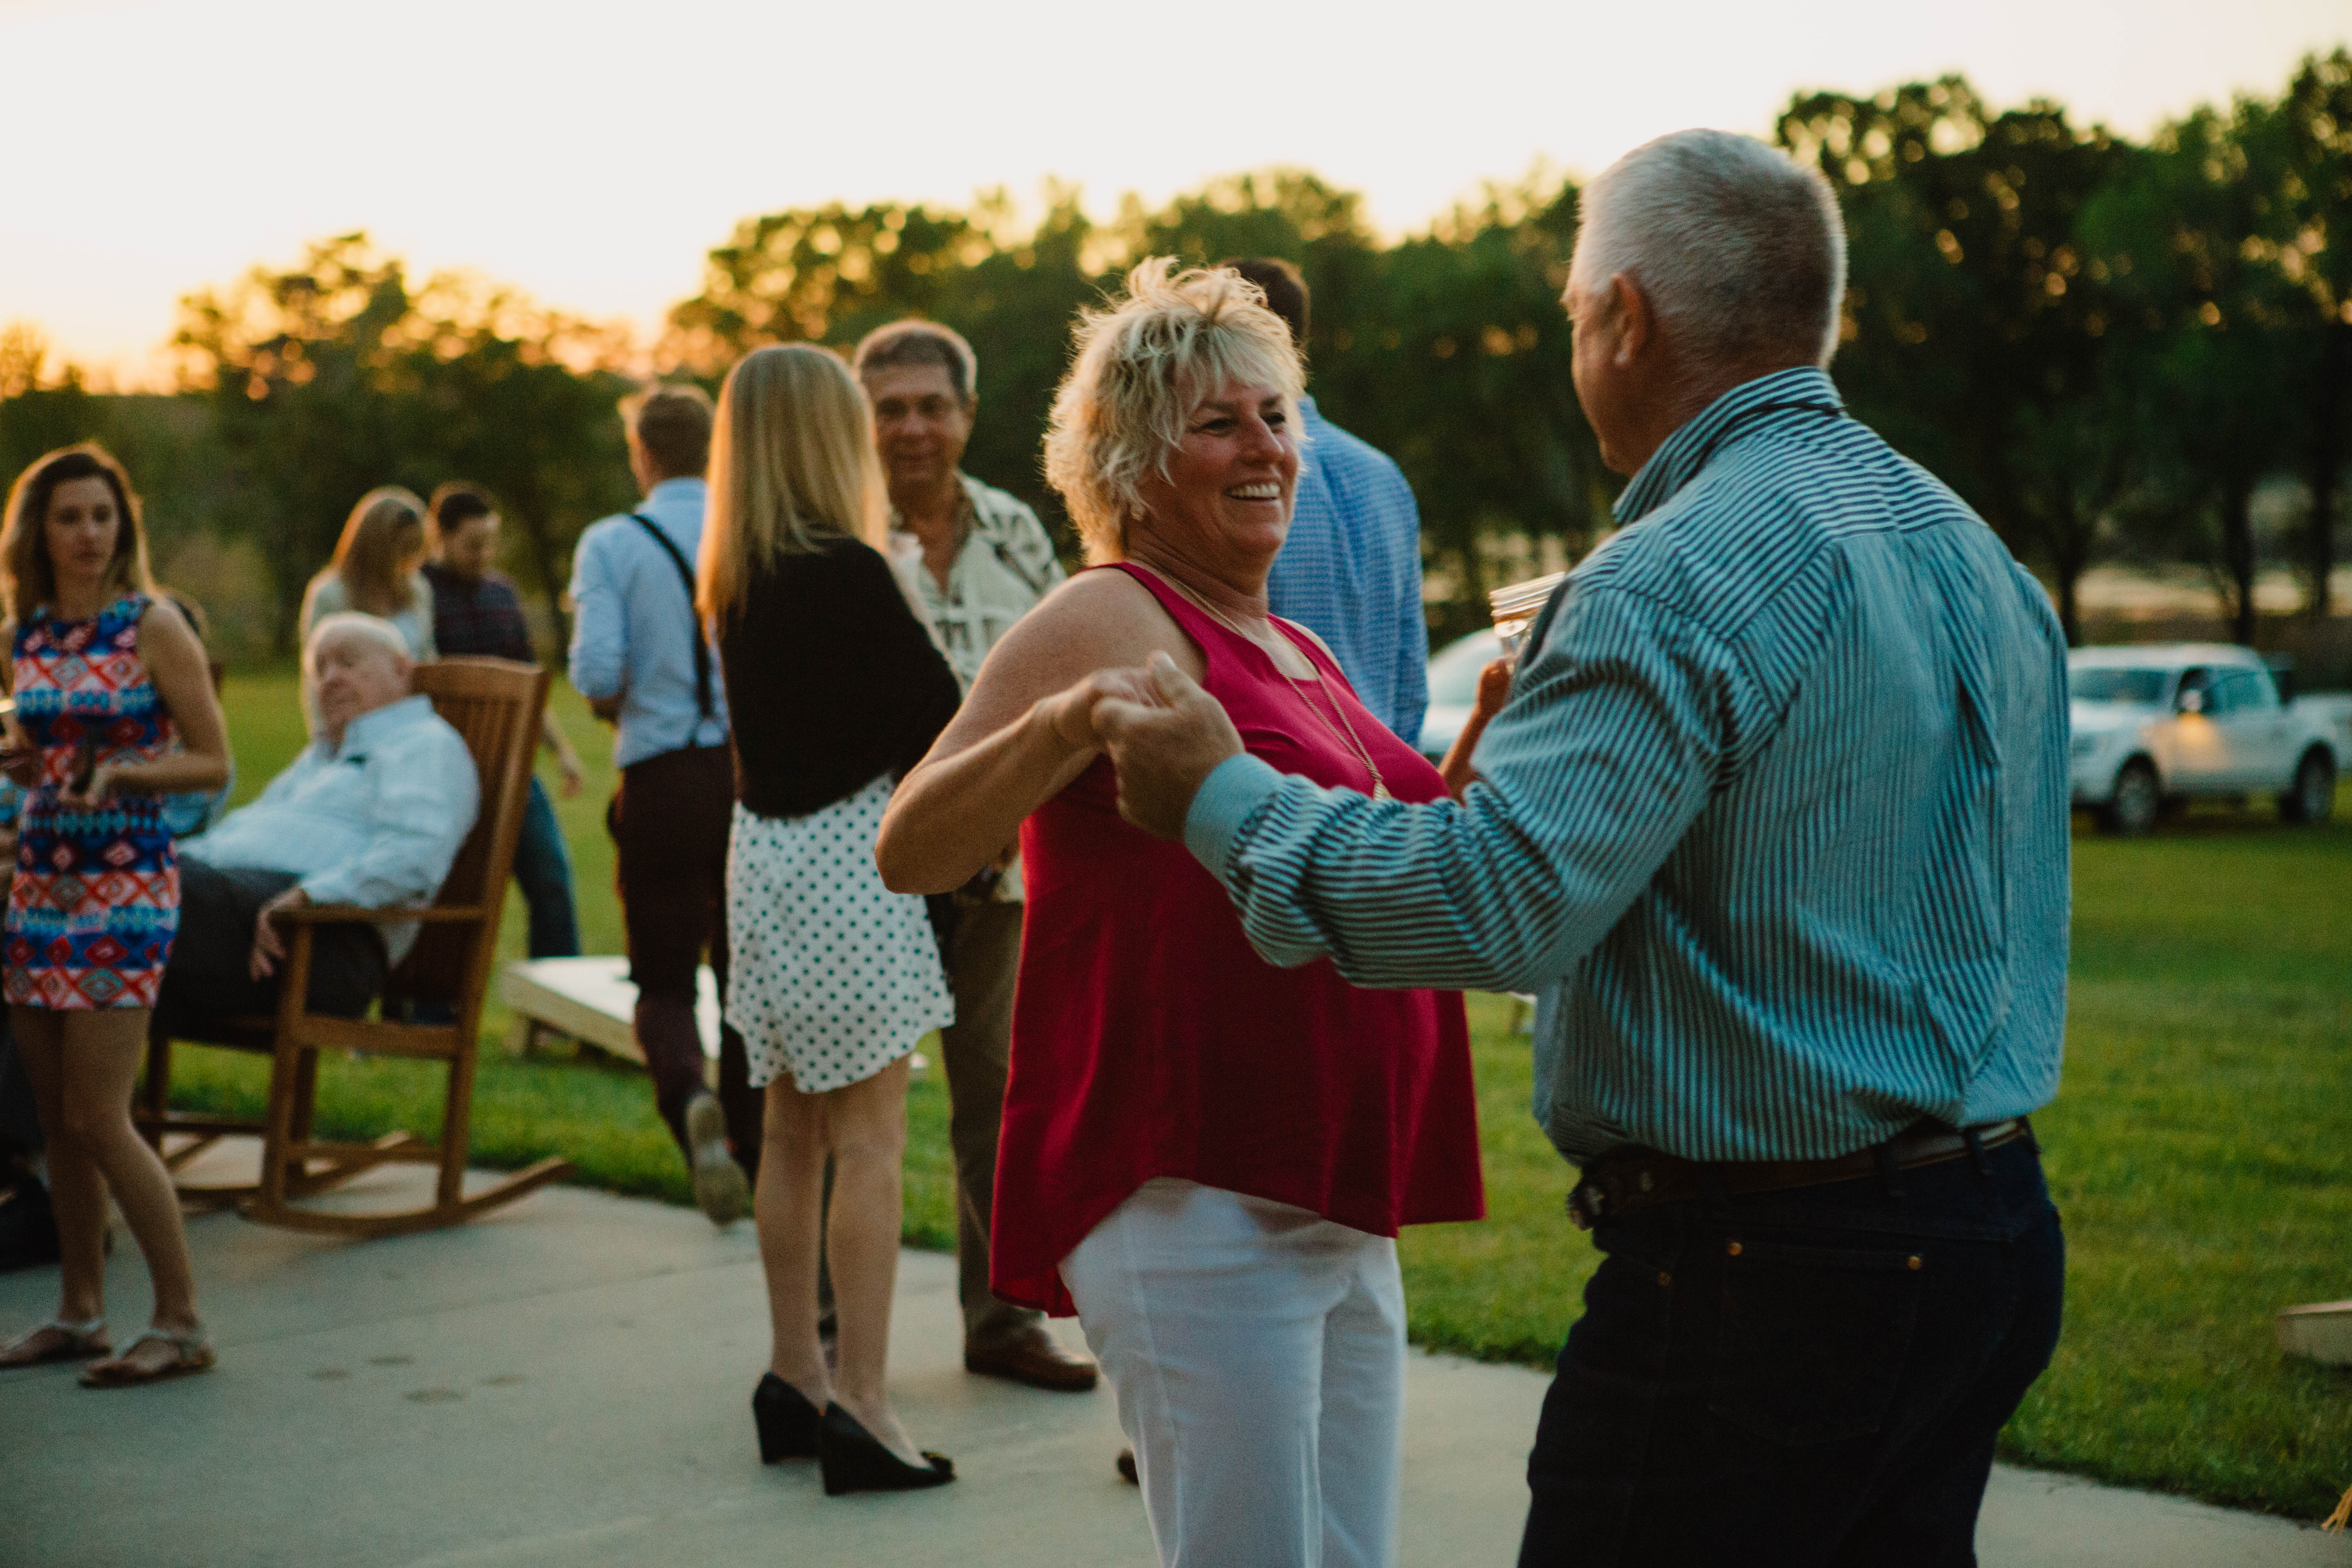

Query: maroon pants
<box><xmin>610</xmin><ymin>745</ymin><xmax>758</xmax><ymax>1181</ymax></box>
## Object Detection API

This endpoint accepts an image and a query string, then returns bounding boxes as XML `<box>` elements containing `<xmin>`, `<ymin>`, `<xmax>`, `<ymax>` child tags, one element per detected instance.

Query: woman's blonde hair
<box><xmin>1042</xmin><ymin>258</ymin><xmax>1304</xmax><ymax>564</ymax></box>
<box><xmin>328</xmin><ymin>486</ymin><xmax>428</xmax><ymax>617</ymax></box>
<box><xmin>698</xmin><ymin>343</ymin><xmax>889</xmax><ymax>619</ymax></box>
<box><xmin>2</xmin><ymin>443</ymin><xmax>156</xmax><ymax>625</ymax></box>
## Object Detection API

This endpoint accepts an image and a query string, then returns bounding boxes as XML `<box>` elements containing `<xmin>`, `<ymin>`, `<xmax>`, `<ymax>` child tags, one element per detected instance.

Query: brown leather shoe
<box><xmin>963</xmin><ymin>1328</ymin><xmax>1099</xmax><ymax>1392</ymax></box>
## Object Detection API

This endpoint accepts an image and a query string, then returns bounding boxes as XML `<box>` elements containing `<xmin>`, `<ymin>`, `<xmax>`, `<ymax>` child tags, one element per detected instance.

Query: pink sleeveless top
<box><xmin>991</xmin><ymin>563</ymin><xmax>1484</xmax><ymax>1315</ymax></box>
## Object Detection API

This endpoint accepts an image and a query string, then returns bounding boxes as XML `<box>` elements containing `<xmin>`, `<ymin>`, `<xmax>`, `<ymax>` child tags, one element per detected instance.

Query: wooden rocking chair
<box><xmin>136</xmin><ymin>657</ymin><xmax>573</xmax><ymax>1236</ymax></box>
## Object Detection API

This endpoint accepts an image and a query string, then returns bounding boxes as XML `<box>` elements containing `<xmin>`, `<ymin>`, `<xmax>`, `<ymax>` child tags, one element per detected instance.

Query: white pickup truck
<box><xmin>2069</xmin><ymin>644</ymin><xmax>2350</xmax><ymax>835</ymax></box>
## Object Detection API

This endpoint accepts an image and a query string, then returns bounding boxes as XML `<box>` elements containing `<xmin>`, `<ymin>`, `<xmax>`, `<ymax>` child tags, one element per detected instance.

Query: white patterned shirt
<box><xmin>889</xmin><ymin>474</ymin><xmax>1065</xmax><ymax>903</ymax></box>
<box><xmin>889</xmin><ymin>474</ymin><xmax>1065</xmax><ymax>690</ymax></box>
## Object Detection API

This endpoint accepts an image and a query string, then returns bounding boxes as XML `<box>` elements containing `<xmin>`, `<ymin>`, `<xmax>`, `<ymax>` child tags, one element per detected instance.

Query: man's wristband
<box><xmin>1183</xmin><ymin>753</ymin><xmax>1283</xmax><ymax>881</ymax></box>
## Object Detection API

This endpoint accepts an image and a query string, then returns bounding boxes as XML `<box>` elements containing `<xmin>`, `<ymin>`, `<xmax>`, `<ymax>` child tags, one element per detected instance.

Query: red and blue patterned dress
<box><xmin>3</xmin><ymin>595</ymin><xmax>180</xmax><ymax>1010</ymax></box>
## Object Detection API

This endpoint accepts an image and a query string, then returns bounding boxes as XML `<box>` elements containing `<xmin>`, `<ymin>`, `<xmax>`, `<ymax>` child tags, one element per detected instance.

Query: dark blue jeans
<box><xmin>1520</xmin><ymin>1134</ymin><xmax>2064</xmax><ymax>1567</ymax></box>
<box><xmin>512</xmin><ymin>776</ymin><xmax>581</xmax><ymax>960</ymax></box>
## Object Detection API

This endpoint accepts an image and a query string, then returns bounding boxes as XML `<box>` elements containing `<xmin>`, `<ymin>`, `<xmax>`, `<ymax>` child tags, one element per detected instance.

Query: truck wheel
<box><xmin>2278</xmin><ymin>749</ymin><xmax>2336</xmax><ymax>826</ymax></box>
<box><xmin>2101</xmin><ymin>759</ymin><xmax>2161</xmax><ymax>837</ymax></box>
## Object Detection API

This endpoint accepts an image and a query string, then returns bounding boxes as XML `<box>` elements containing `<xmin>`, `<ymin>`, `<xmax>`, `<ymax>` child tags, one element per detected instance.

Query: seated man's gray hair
<box><xmin>307</xmin><ymin>612</ymin><xmax>414</xmax><ymax>665</ymax></box>
<box><xmin>1571</xmin><ymin>129</ymin><xmax>1847</xmax><ymax>370</ymax></box>
<box><xmin>854</xmin><ymin>320</ymin><xmax>980</xmax><ymax>404</ymax></box>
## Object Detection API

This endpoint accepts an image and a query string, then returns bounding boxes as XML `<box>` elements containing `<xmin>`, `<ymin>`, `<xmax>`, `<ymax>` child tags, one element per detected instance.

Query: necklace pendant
<box><xmin>1372</xmin><ymin>781</ymin><xmax>1392</xmax><ymax>802</ymax></box>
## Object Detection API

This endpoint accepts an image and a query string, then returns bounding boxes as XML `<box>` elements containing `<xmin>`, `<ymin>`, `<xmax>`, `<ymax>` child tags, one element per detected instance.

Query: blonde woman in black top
<box><xmin>696</xmin><ymin>343</ymin><xmax>963</xmax><ymax>1495</ymax></box>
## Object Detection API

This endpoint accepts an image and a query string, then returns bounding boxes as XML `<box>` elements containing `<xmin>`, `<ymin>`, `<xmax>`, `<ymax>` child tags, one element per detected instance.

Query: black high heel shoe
<box><xmin>752</xmin><ymin>1373</ymin><xmax>822</xmax><ymax>1463</ymax></box>
<box><xmin>817</xmin><ymin>1402</ymin><xmax>954</xmax><ymax>1495</ymax></box>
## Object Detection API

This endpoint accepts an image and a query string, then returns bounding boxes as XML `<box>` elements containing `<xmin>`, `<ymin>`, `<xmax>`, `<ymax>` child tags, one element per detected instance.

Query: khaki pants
<box><xmin>941</xmin><ymin>901</ymin><xmax>1038</xmax><ymax>1345</ymax></box>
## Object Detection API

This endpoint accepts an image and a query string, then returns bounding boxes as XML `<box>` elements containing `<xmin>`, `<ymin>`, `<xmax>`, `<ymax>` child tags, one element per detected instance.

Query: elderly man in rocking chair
<box><xmin>156</xmin><ymin>613</ymin><xmax>478</xmax><ymax>1036</ymax></box>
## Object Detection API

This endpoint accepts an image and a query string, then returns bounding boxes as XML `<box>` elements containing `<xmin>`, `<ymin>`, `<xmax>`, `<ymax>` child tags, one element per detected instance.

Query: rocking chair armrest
<box><xmin>278</xmin><ymin>902</ymin><xmax>486</xmax><ymax>927</ymax></box>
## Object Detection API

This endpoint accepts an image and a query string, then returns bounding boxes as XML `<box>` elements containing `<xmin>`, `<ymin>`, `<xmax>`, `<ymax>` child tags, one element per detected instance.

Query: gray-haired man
<box><xmin>1090</xmin><ymin>131</ymin><xmax>2069</xmax><ymax>1563</ymax></box>
<box><xmin>159</xmin><ymin>614</ymin><xmax>480</xmax><ymax>1036</ymax></box>
<box><xmin>854</xmin><ymin>321</ymin><xmax>1095</xmax><ymax>1394</ymax></box>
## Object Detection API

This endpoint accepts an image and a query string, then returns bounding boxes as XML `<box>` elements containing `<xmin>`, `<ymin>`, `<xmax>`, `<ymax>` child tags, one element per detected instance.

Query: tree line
<box><xmin>2</xmin><ymin>54</ymin><xmax>2345</xmax><ymax>660</ymax></box>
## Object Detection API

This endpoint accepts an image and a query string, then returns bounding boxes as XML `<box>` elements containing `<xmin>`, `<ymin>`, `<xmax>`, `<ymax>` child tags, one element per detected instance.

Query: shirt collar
<box><xmin>645</xmin><ymin>477</ymin><xmax>706</xmax><ymax>507</ymax></box>
<box><xmin>319</xmin><ymin>693</ymin><xmax>434</xmax><ymax>760</ymax></box>
<box><xmin>891</xmin><ymin>475</ymin><xmax>983</xmax><ymax>552</ymax></box>
<box><xmin>1613</xmin><ymin>367</ymin><xmax>1844</xmax><ymax>525</ymax></box>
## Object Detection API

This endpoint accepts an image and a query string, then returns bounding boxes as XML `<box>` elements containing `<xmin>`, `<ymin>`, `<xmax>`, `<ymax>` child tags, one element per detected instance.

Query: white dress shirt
<box><xmin>185</xmin><ymin>694</ymin><xmax>480</xmax><ymax>965</ymax></box>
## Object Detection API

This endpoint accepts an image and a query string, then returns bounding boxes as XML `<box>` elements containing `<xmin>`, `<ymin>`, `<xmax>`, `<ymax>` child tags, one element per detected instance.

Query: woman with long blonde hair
<box><xmin>699</xmin><ymin>343</ymin><xmax>963</xmax><ymax>1495</ymax></box>
<box><xmin>298</xmin><ymin>486</ymin><xmax>438</xmax><ymax>659</ymax></box>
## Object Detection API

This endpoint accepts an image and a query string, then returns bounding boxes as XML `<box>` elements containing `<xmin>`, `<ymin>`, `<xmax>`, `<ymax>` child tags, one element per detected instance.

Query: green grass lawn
<box><xmin>176</xmin><ymin>669</ymin><xmax>2351</xmax><ymax>1518</ymax></box>
<box><xmin>177</xmin><ymin>667</ymin><xmax>959</xmax><ymax>1236</ymax></box>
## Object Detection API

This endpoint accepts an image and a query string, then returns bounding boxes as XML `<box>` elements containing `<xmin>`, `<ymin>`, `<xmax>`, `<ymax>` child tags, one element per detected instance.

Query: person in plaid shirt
<box><xmin>422</xmin><ymin>483</ymin><xmax>585</xmax><ymax>958</ymax></box>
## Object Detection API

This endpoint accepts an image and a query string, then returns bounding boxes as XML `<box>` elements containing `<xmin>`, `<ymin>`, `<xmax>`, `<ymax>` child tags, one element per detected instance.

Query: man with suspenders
<box><xmin>568</xmin><ymin>384</ymin><xmax>759</xmax><ymax>1225</ymax></box>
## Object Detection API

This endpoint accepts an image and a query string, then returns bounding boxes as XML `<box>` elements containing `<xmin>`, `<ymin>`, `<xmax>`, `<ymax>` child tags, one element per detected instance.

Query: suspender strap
<box><xmin>626</xmin><ymin>512</ymin><xmax>715</xmax><ymax>726</ymax></box>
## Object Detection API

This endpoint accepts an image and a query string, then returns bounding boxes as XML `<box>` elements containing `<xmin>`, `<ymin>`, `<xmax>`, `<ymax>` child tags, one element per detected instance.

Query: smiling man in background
<box><xmin>853</xmin><ymin>320</ymin><xmax>1094</xmax><ymax>1395</ymax></box>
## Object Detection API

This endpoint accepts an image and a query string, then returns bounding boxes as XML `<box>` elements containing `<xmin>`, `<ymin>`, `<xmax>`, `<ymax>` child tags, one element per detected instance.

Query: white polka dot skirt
<box><xmin>724</xmin><ymin>775</ymin><xmax>956</xmax><ymax>1094</ymax></box>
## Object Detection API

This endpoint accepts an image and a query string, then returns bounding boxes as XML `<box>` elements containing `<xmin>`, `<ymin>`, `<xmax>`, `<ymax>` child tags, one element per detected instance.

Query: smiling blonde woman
<box><xmin>875</xmin><ymin>261</ymin><xmax>1484</xmax><ymax>1568</ymax></box>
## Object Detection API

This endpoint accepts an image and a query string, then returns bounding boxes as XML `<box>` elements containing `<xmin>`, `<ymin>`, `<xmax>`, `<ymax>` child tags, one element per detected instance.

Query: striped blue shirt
<box><xmin>1187</xmin><ymin>368</ymin><xmax>2071</xmax><ymax>1165</ymax></box>
<box><xmin>1267</xmin><ymin>396</ymin><xmax>1430</xmax><ymax>744</ymax></box>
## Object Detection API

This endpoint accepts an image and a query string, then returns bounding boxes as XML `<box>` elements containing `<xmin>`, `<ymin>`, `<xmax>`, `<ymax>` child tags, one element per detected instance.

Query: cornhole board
<box><xmin>2276</xmin><ymin>1300</ymin><xmax>2352</xmax><ymax>1365</ymax></box>
<box><xmin>499</xmin><ymin>956</ymin><xmax>719</xmax><ymax>1064</ymax></box>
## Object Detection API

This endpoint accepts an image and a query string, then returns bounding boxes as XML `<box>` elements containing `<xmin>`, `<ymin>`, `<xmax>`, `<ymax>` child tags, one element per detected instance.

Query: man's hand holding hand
<box><xmin>1040</xmin><ymin>666</ymin><xmax>1167</xmax><ymax>754</ymax></box>
<box><xmin>1089</xmin><ymin>652</ymin><xmax>1244</xmax><ymax>841</ymax></box>
<box><xmin>249</xmin><ymin>885</ymin><xmax>310</xmax><ymax>981</ymax></box>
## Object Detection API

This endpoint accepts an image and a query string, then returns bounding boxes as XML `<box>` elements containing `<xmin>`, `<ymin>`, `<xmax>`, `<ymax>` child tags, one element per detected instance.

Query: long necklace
<box><xmin>1176</xmin><ymin>579</ymin><xmax>1392</xmax><ymax>802</ymax></box>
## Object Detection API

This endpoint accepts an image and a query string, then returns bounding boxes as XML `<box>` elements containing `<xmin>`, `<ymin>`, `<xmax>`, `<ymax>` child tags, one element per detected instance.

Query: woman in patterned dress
<box><xmin>0</xmin><ymin>445</ymin><xmax>231</xmax><ymax>1387</ymax></box>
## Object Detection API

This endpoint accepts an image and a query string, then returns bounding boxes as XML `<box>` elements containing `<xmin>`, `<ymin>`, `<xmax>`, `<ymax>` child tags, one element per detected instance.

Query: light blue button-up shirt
<box><xmin>185</xmin><ymin>694</ymin><xmax>480</xmax><ymax>966</ymax></box>
<box><xmin>1188</xmin><ymin>368</ymin><xmax>2071</xmax><ymax>1165</ymax></box>
<box><xmin>1267</xmin><ymin>396</ymin><xmax>1430</xmax><ymax>744</ymax></box>
<box><xmin>567</xmin><ymin>477</ymin><xmax>731</xmax><ymax>768</ymax></box>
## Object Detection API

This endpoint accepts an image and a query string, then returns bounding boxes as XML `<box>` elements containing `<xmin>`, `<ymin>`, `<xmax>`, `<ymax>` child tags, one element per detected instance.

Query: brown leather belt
<box><xmin>1566</xmin><ymin>1118</ymin><xmax>2032</xmax><ymax>1231</ymax></box>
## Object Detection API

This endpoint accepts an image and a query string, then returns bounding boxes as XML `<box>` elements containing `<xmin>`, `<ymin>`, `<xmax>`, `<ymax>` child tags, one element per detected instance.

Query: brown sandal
<box><xmin>0</xmin><ymin>1316</ymin><xmax>111</xmax><ymax>1368</ymax></box>
<box><xmin>79</xmin><ymin>1327</ymin><xmax>214</xmax><ymax>1388</ymax></box>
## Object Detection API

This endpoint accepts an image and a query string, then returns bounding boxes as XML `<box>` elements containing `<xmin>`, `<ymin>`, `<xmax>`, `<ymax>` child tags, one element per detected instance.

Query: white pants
<box><xmin>1060</xmin><ymin>1179</ymin><xmax>1406</xmax><ymax>1568</ymax></box>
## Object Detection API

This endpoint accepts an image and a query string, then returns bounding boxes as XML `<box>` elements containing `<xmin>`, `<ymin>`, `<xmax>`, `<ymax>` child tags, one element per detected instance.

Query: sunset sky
<box><xmin>5</xmin><ymin>0</ymin><xmax>2345</xmax><ymax>386</ymax></box>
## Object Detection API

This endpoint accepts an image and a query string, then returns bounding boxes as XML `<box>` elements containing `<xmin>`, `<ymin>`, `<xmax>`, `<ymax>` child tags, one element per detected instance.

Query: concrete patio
<box><xmin>3</xmin><ymin>1154</ymin><xmax>2344</xmax><ymax>1568</ymax></box>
